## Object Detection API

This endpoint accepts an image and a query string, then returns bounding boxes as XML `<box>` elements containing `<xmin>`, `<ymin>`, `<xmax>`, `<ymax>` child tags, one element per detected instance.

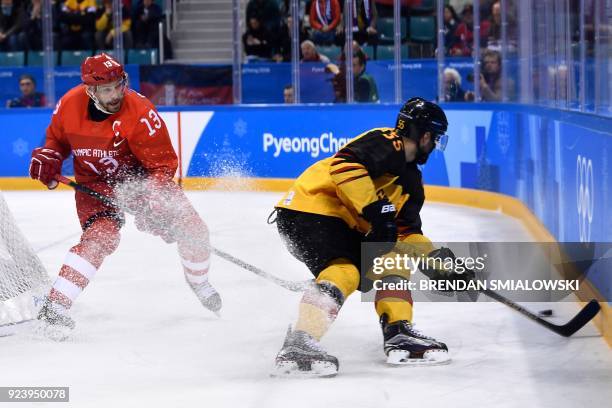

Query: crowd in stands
<box><xmin>0</xmin><ymin>0</ymin><xmax>167</xmax><ymax>55</ymax></box>
<box><xmin>242</xmin><ymin>0</ymin><xmax>517</xmax><ymax>102</ymax></box>
<box><xmin>443</xmin><ymin>1</ymin><xmax>515</xmax><ymax>56</ymax></box>
<box><xmin>243</xmin><ymin>0</ymin><xmax>377</xmax><ymax>63</ymax></box>
<box><xmin>442</xmin><ymin>48</ymin><xmax>513</xmax><ymax>102</ymax></box>
<box><xmin>243</xmin><ymin>0</ymin><xmax>514</xmax><ymax>63</ymax></box>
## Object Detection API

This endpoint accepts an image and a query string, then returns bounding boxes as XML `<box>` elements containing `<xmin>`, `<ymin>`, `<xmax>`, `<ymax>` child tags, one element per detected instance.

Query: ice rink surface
<box><xmin>1</xmin><ymin>190</ymin><xmax>610</xmax><ymax>408</ymax></box>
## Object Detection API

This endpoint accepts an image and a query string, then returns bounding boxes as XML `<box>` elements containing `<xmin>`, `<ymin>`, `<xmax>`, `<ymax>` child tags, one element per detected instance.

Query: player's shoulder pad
<box><xmin>53</xmin><ymin>85</ymin><xmax>88</xmax><ymax>115</ymax></box>
<box><xmin>347</xmin><ymin>127</ymin><xmax>405</xmax><ymax>172</ymax></box>
<box><xmin>123</xmin><ymin>89</ymin><xmax>157</xmax><ymax>115</ymax></box>
<box><xmin>368</xmin><ymin>127</ymin><xmax>399</xmax><ymax>139</ymax></box>
<box><xmin>349</xmin><ymin>127</ymin><xmax>401</xmax><ymax>149</ymax></box>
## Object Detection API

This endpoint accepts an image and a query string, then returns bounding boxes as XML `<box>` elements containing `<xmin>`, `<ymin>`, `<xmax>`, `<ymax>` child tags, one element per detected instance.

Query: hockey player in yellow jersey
<box><xmin>272</xmin><ymin>98</ymin><xmax>456</xmax><ymax>377</ymax></box>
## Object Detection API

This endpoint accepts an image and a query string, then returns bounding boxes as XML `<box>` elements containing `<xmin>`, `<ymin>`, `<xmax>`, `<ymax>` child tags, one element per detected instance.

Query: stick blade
<box><xmin>553</xmin><ymin>299</ymin><xmax>601</xmax><ymax>337</ymax></box>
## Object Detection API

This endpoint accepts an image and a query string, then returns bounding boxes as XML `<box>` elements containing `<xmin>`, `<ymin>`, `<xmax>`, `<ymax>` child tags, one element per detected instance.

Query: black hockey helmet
<box><xmin>395</xmin><ymin>97</ymin><xmax>449</xmax><ymax>151</ymax></box>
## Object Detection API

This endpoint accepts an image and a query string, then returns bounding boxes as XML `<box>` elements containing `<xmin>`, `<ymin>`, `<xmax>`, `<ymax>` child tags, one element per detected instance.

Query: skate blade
<box><xmin>271</xmin><ymin>361</ymin><xmax>338</xmax><ymax>378</ymax></box>
<box><xmin>201</xmin><ymin>298</ymin><xmax>222</xmax><ymax>317</ymax></box>
<box><xmin>386</xmin><ymin>349</ymin><xmax>451</xmax><ymax>366</ymax></box>
<box><xmin>31</xmin><ymin>321</ymin><xmax>73</xmax><ymax>342</ymax></box>
<box><xmin>201</xmin><ymin>302</ymin><xmax>221</xmax><ymax>318</ymax></box>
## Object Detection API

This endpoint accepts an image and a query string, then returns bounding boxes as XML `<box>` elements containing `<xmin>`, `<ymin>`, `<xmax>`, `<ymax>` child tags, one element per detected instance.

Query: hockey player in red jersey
<box><xmin>29</xmin><ymin>53</ymin><xmax>221</xmax><ymax>338</ymax></box>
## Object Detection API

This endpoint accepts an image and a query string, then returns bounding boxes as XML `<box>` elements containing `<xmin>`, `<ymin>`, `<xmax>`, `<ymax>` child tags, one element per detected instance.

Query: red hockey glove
<box><xmin>29</xmin><ymin>147</ymin><xmax>63</xmax><ymax>189</ymax></box>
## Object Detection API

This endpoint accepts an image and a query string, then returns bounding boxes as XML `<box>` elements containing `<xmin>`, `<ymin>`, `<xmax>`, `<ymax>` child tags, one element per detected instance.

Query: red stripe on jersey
<box><xmin>330</xmin><ymin>165</ymin><xmax>366</xmax><ymax>175</ymax></box>
<box><xmin>334</xmin><ymin>151</ymin><xmax>354</xmax><ymax>159</ymax></box>
<box><xmin>335</xmin><ymin>173</ymin><xmax>369</xmax><ymax>186</ymax></box>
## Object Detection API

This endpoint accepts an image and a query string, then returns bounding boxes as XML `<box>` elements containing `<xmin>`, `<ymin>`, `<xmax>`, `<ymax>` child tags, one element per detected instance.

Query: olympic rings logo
<box><xmin>576</xmin><ymin>155</ymin><xmax>594</xmax><ymax>242</ymax></box>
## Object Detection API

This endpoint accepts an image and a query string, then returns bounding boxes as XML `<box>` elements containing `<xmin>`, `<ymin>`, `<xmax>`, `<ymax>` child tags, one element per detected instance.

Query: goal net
<box><xmin>0</xmin><ymin>192</ymin><xmax>49</xmax><ymax>326</ymax></box>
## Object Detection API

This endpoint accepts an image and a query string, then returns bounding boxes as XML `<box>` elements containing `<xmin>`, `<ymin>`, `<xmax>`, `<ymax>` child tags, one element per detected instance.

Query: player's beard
<box><xmin>415</xmin><ymin>139</ymin><xmax>435</xmax><ymax>165</ymax></box>
<box><xmin>100</xmin><ymin>97</ymin><xmax>123</xmax><ymax>113</ymax></box>
<box><xmin>415</xmin><ymin>148</ymin><xmax>431</xmax><ymax>165</ymax></box>
<box><xmin>87</xmin><ymin>80</ymin><xmax>127</xmax><ymax>115</ymax></box>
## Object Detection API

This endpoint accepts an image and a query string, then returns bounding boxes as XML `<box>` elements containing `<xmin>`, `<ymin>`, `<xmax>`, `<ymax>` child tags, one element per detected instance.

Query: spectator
<box><xmin>465</xmin><ymin>49</ymin><xmax>513</xmax><ymax>101</ymax></box>
<box><xmin>21</xmin><ymin>0</ymin><xmax>61</xmax><ymax>51</ymax></box>
<box><xmin>487</xmin><ymin>1</ymin><xmax>501</xmax><ymax>46</ymax></box>
<box><xmin>283</xmin><ymin>84</ymin><xmax>294</xmax><ymax>103</ymax></box>
<box><xmin>345</xmin><ymin>40</ymin><xmax>364</xmax><ymax>57</ymax></box>
<box><xmin>272</xmin><ymin>15</ymin><xmax>308</xmax><ymax>62</ymax></box>
<box><xmin>322</xmin><ymin>41</ymin><xmax>363</xmax><ymax>102</ymax></box>
<box><xmin>0</xmin><ymin>0</ymin><xmax>25</xmax><ymax>51</ymax></box>
<box><xmin>478</xmin><ymin>49</ymin><xmax>502</xmax><ymax>101</ymax></box>
<box><xmin>486</xmin><ymin>1</ymin><xmax>517</xmax><ymax>52</ymax></box>
<box><xmin>309</xmin><ymin>0</ymin><xmax>341</xmax><ymax>45</ymax></box>
<box><xmin>449</xmin><ymin>4</ymin><xmax>490</xmax><ymax>57</ymax></box>
<box><xmin>347</xmin><ymin>0</ymin><xmax>378</xmax><ymax>46</ymax></box>
<box><xmin>335</xmin><ymin>40</ymin><xmax>366</xmax><ymax>65</ymax></box>
<box><xmin>479</xmin><ymin>0</ymin><xmax>496</xmax><ymax>21</ymax></box>
<box><xmin>352</xmin><ymin>48</ymin><xmax>378</xmax><ymax>102</ymax></box>
<box><xmin>301</xmin><ymin>40</ymin><xmax>330</xmax><ymax>63</ymax></box>
<box><xmin>279</xmin><ymin>0</ymin><xmax>307</xmax><ymax>23</ymax></box>
<box><xmin>132</xmin><ymin>0</ymin><xmax>162</xmax><ymax>49</ymax></box>
<box><xmin>59</xmin><ymin>0</ymin><xmax>96</xmax><ymax>51</ymax></box>
<box><xmin>443</xmin><ymin>5</ymin><xmax>460</xmax><ymax>52</ymax></box>
<box><xmin>95</xmin><ymin>0</ymin><xmax>133</xmax><ymax>50</ymax></box>
<box><xmin>243</xmin><ymin>17</ymin><xmax>274</xmax><ymax>60</ymax></box>
<box><xmin>22</xmin><ymin>0</ymin><xmax>42</xmax><ymax>50</ymax></box>
<box><xmin>442</xmin><ymin>67</ymin><xmax>466</xmax><ymax>102</ymax></box>
<box><xmin>449</xmin><ymin>0</ymin><xmax>473</xmax><ymax>16</ymax></box>
<box><xmin>328</xmin><ymin>48</ymin><xmax>378</xmax><ymax>103</ymax></box>
<box><xmin>6</xmin><ymin>74</ymin><xmax>46</xmax><ymax>108</ymax></box>
<box><xmin>246</xmin><ymin>0</ymin><xmax>281</xmax><ymax>35</ymax></box>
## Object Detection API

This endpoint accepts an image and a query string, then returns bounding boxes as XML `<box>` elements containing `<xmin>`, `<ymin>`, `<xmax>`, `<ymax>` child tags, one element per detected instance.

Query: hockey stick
<box><xmin>481</xmin><ymin>288</ymin><xmax>601</xmax><ymax>337</ymax></box>
<box><xmin>0</xmin><ymin>319</ymin><xmax>35</xmax><ymax>337</ymax></box>
<box><xmin>51</xmin><ymin>175</ymin><xmax>603</xmax><ymax>335</ymax></box>
<box><xmin>54</xmin><ymin>175</ymin><xmax>313</xmax><ymax>292</ymax></box>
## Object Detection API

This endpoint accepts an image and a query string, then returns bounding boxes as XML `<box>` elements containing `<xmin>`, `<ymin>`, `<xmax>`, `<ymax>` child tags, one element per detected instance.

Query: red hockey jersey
<box><xmin>45</xmin><ymin>85</ymin><xmax>177</xmax><ymax>184</ymax></box>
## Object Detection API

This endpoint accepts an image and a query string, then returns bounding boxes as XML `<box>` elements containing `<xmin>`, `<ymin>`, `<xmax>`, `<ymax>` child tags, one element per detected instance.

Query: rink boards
<box><xmin>1</xmin><ymin>104</ymin><xmax>609</xmax><ymax>240</ymax></box>
<box><xmin>0</xmin><ymin>103</ymin><xmax>610</xmax><ymax>320</ymax></box>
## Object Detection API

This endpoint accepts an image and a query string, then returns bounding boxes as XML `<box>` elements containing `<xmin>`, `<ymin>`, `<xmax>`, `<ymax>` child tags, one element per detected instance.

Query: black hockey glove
<box><xmin>362</xmin><ymin>199</ymin><xmax>398</xmax><ymax>256</ymax></box>
<box><xmin>421</xmin><ymin>247</ymin><xmax>475</xmax><ymax>285</ymax></box>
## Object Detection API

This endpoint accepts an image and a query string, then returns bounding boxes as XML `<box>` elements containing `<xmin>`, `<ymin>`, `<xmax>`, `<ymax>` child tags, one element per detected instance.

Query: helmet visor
<box><xmin>96</xmin><ymin>76</ymin><xmax>128</xmax><ymax>97</ymax></box>
<box><xmin>434</xmin><ymin>133</ymin><xmax>448</xmax><ymax>151</ymax></box>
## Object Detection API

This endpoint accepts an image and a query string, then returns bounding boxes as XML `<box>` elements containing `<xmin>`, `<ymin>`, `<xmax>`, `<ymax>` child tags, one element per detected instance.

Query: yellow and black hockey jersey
<box><xmin>276</xmin><ymin>127</ymin><xmax>425</xmax><ymax>236</ymax></box>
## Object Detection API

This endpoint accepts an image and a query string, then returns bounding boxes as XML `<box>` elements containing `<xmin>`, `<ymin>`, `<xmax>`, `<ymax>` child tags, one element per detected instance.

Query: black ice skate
<box><xmin>36</xmin><ymin>298</ymin><xmax>75</xmax><ymax>341</ymax></box>
<box><xmin>380</xmin><ymin>314</ymin><xmax>450</xmax><ymax>365</ymax></box>
<box><xmin>273</xmin><ymin>327</ymin><xmax>339</xmax><ymax>378</ymax></box>
<box><xmin>186</xmin><ymin>279</ymin><xmax>222</xmax><ymax>316</ymax></box>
